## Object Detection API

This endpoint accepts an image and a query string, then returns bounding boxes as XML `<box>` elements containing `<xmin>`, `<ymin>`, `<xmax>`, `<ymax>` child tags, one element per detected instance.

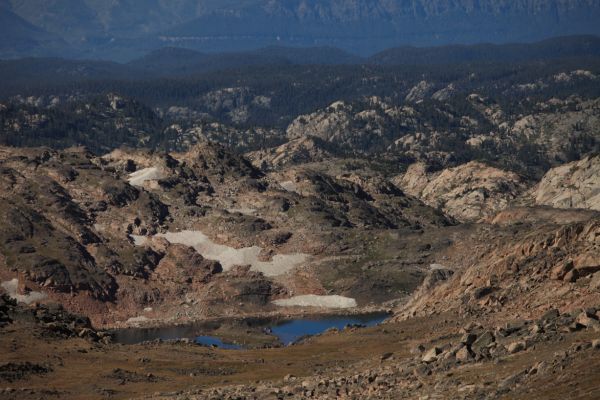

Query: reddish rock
<box><xmin>550</xmin><ymin>261</ymin><xmax>574</xmax><ymax>281</ymax></box>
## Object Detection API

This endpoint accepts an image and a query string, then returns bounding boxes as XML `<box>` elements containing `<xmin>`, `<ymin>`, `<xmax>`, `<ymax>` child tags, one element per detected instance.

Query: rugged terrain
<box><xmin>1</xmin><ymin>46</ymin><xmax>600</xmax><ymax>399</ymax></box>
<box><xmin>0</xmin><ymin>142</ymin><xmax>455</xmax><ymax>328</ymax></box>
<box><xmin>3</xmin><ymin>56</ymin><xmax>599</xmax><ymax>173</ymax></box>
<box><xmin>1</xmin><ymin>136</ymin><xmax>599</xmax><ymax>398</ymax></box>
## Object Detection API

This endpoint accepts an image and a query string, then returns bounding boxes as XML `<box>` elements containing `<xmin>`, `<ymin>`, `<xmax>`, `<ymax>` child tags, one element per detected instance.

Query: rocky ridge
<box><xmin>393</xmin><ymin>161</ymin><xmax>528</xmax><ymax>222</ymax></box>
<box><xmin>0</xmin><ymin>143</ymin><xmax>451</xmax><ymax>327</ymax></box>
<box><xmin>532</xmin><ymin>153</ymin><xmax>600</xmax><ymax>211</ymax></box>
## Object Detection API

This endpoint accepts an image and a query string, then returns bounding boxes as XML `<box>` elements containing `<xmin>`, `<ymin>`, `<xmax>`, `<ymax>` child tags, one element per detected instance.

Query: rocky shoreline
<box><xmin>146</xmin><ymin>307</ymin><xmax>600</xmax><ymax>399</ymax></box>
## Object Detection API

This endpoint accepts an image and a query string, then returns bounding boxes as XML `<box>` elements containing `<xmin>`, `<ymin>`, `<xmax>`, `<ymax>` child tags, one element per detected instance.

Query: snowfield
<box><xmin>280</xmin><ymin>180</ymin><xmax>300</xmax><ymax>194</ymax></box>
<box><xmin>128</xmin><ymin>167</ymin><xmax>164</xmax><ymax>187</ymax></box>
<box><xmin>1</xmin><ymin>279</ymin><xmax>47</xmax><ymax>304</ymax></box>
<box><xmin>273</xmin><ymin>295</ymin><xmax>357</xmax><ymax>309</ymax></box>
<box><xmin>125</xmin><ymin>316</ymin><xmax>151</xmax><ymax>327</ymax></box>
<box><xmin>131</xmin><ymin>230</ymin><xmax>309</xmax><ymax>277</ymax></box>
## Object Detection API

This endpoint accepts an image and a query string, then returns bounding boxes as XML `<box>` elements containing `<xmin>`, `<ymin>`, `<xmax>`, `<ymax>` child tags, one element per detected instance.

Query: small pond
<box><xmin>112</xmin><ymin>313</ymin><xmax>389</xmax><ymax>349</ymax></box>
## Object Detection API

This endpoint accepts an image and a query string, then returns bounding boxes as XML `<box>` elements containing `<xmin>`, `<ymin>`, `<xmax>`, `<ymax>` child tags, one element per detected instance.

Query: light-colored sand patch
<box><xmin>128</xmin><ymin>167</ymin><xmax>164</xmax><ymax>187</ymax></box>
<box><xmin>273</xmin><ymin>295</ymin><xmax>357</xmax><ymax>309</ymax></box>
<box><xmin>1</xmin><ymin>279</ymin><xmax>47</xmax><ymax>304</ymax></box>
<box><xmin>131</xmin><ymin>230</ymin><xmax>308</xmax><ymax>277</ymax></box>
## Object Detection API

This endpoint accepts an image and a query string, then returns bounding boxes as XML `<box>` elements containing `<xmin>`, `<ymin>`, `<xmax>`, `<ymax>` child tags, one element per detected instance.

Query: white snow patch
<box><xmin>130</xmin><ymin>230</ymin><xmax>308</xmax><ymax>277</ymax></box>
<box><xmin>273</xmin><ymin>295</ymin><xmax>357</xmax><ymax>309</ymax></box>
<box><xmin>128</xmin><ymin>167</ymin><xmax>163</xmax><ymax>187</ymax></box>
<box><xmin>93</xmin><ymin>223</ymin><xmax>105</xmax><ymax>232</ymax></box>
<box><xmin>1</xmin><ymin>279</ymin><xmax>47</xmax><ymax>304</ymax></box>
<box><xmin>280</xmin><ymin>180</ymin><xmax>299</xmax><ymax>194</ymax></box>
<box><xmin>126</xmin><ymin>316</ymin><xmax>150</xmax><ymax>326</ymax></box>
<box><xmin>131</xmin><ymin>235</ymin><xmax>149</xmax><ymax>246</ymax></box>
<box><xmin>430</xmin><ymin>264</ymin><xmax>448</xmax><ymax>270</ymax></box>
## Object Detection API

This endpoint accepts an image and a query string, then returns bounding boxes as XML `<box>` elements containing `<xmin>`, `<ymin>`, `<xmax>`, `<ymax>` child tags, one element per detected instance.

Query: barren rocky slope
<box><xmin>247</xmin><ymin>136</ymin><xmax>335</xmax><ymax>171</ymax></box>
<box><xmin>1</xmin><ymin>141</ymin><xmax>600</xmax><ymax>398</ymax></box>
<box><xmin>3</xmin><ymin>63</ymin><xmax>600</xmax><ymax>176</ymax></box>
<box><xmin>250</xmin><ymin>87</ymin><xmax>600</xmax><ymax>180</ymax></box>
<box><xmin>142</xmin><ymin>177</ymin><xmax>600</xmax><ymax>400</ymax></box>
<box><xmin>0</xmin><ymin>143</ymin><xmax>454</xmax><ymax>328</ymax></box>
<box><xmin>532</xmin><ymin>154</ymin><xmax>600</xmax><ymax>211</ymax></box>
<box><xmin>393</xmin><ymin>161</ymin><xmax>529</xmax><ymax>222</ymax></box>
<box><xmin>1</xmin><ymin>59</ymin><xmax>600</xmax><ymax>399</ymax></box>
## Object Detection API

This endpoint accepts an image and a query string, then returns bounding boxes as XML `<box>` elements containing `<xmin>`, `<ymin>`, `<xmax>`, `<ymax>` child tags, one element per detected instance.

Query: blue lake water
<box><xmin>270</xmin><ymin>313</ymin><xmax>388</xmax><ymax>345</ymax></box>
<box><xmin>112</xmin><ymin>313</ymin><xmax>389</xmax><ymax>349</ymax></box>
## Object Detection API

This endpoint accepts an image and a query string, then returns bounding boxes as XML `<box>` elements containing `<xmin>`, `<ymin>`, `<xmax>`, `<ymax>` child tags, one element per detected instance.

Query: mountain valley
<box><xmin>1</xmin><ymin>31</ymin><xmax>600</xmax><ymax>399</ymax></box>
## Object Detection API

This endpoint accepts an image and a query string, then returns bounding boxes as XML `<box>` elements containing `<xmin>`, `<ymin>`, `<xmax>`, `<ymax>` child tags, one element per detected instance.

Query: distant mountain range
<box><xmin>0</xmin><ymin>6</ymin><xmax>65</xmax><ymax>58</ymax></box>
<box><xmin>2</xmin><ymin>35</ymin><xmax>600</xmax><ymax>86</ymax></box>
<box><xmin>3</xmin><ymin>0</ymin><xmax>600</xmax><ymax>61</ymax></box>
<box><xmin>370</xmin><ymin>35</ymin><xmax>600</xmax><ymax>65</ymax></box>
<box><xmin>126</xmin><ymin>46</ymin><xmax>363</xmax><ymax>76</ymax></box>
